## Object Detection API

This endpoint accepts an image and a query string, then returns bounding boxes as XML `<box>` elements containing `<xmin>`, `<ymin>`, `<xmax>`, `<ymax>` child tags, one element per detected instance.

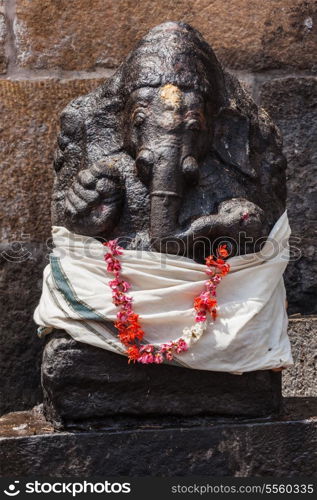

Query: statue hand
<box><xmin>177</xmin><ymin>198</ymin><xmax>267</xmax><ymax>249</ymax></box>
<box><xmin>64</xmin><ymin>161</ymin><xmax>123</xmax><ymax>235</ymax></box>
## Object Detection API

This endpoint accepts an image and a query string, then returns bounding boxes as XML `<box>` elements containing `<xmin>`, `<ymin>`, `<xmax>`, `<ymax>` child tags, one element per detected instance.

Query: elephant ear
<box><xmin>213</xmin><ymin>108</ymin><xmax>257</xmax><ymax>178</ymax></box>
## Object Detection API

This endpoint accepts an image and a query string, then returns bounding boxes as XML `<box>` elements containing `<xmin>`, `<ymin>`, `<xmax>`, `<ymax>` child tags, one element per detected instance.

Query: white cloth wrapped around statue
<box><xmin>34</xmin><ymin>210</ymin><xmax>293</xmax><ymax>374</ymax></box>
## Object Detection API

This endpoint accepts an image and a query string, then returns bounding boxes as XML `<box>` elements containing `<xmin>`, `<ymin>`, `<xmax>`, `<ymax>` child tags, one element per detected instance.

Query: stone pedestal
<box><xmin>0</xmin><ymin>400</ymin><xmax>316</xmax><ymax>477</ymax></box>
<box><xmin>42</xmin><ymin>331</ymin><xmax>282</xmax><ymax>429</ymax></box>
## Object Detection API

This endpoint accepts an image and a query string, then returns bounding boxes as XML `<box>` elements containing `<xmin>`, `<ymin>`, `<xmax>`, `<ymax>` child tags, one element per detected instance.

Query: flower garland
<box><xmin>103</xmin><ymin>241</ymin><xmax>230</xmax><ymax>364</ymax></box>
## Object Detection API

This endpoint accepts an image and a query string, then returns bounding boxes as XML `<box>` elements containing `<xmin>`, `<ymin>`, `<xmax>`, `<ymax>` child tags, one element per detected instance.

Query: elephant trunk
<box><xmin>149</xmin><ymin>143</ymin><xmax>184</xmax><ymax>252</ymax></box>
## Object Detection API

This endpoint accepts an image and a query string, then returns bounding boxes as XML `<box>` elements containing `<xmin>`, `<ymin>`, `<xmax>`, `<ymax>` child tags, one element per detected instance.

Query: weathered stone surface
<box><xmin>260</xmin><ymin>77</ymin><xmax>317</xmax><ymax>314</ymax></box>
<box><xmin>0</xmin><ymin>7</ymin><xmax>7</xmax><ymax>74</ymax></box>
<box><xmin>15</xmin><ymin>0</ymin><xmax>317</xmax><ymax>72</ymax></box>
<box><xmin>42</xmin><ymin>331</ymin><xmax>282</xmax><ymax>428</ymax></box>
<box><xmin>1</xmin><ymin>409</ymin><xmax>316</xmax><ymax>476</ymax></box>
<box><xmin>0</xmin><ymin>244</ymin><xmax>47</xmax><ymax>415</ymax></box>
<box><xmin>0</xmin><ymin>78</ymin><xmax>103</xmax><ymax>242</ymax></box>
<box><xmin>41</xmin><ymin>317</ymin><xmax>317</xmax><ymax>427</ymax></box>
<box><xmin>283</xmin><ymin>316</ymin><xmax>317</xmax><ymax>397</ymax></box>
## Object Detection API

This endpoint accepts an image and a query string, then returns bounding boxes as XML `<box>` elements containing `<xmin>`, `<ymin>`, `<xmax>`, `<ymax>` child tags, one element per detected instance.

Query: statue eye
<box><xmin>133</xmin><ymin>110</ymin><xmax>146</xmax><ymax>127</ymax></box>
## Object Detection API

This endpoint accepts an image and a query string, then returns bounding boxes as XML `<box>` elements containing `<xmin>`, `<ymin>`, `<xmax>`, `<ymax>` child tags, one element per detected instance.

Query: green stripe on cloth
<box><xmin>50</xmin><ymin>255</ymin><xmax>117</xmax><ymax>333</ymax></box>
<box><xmin>46</xmin><ymin>273</ymin><xmax>126</xmax><ymax>355</ymax></box>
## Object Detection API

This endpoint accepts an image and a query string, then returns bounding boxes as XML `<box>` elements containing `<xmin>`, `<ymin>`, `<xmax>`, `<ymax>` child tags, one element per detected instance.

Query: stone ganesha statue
<box><xmin>38</xmin><ymin>22</ymin><xmax>289</xmax><ymax>426</ymax></box>
<box><xmin>52</xmin><ymin>21</ymin><xmax>286</xmax><ymax>260</ymax></box>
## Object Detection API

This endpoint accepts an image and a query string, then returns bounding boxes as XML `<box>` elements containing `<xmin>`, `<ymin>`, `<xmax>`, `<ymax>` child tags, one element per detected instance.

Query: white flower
<box><xmin>180</xmin><ymin>320</ymin><xmax>207</xmax><ymax>345</ymax></box>
<box><xmin>182</xmin><ymin>331</ymin><xmax>193</xmax><ymax>345</ymax></box>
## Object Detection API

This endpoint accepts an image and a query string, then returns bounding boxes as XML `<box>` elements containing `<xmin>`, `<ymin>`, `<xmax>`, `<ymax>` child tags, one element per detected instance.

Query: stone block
<box><xmin>14</xmin><ymin>0</ymin><xmax>317</xmax><ymax>72</ymax></box>
<box><xmin>260</xmin><ymin>77</ymin><xmax>317</xmax><ymax>314</ymax></box>
<box><xmin>283</xmin><ymin>316</ymin><xmax>317</xmax><ymax>397</ymax></box>
<box><xmin>41</xmin><ymin>331</ymin><xmax>282</xmax><ymax>428</ymax></box>
<box><xmin>1</xmin><ymin>403</ymin><xmax>316</xmax><ymax>476</ymax></box>
<box><xmin>41</xmin><ymin>317</ymin><xmax>317</xmax><ymax>427</ymax></box>
<box><xmin>0</xmin><ymin>78</ymin><xmax>103</xmax><ymax>243</ymax></box>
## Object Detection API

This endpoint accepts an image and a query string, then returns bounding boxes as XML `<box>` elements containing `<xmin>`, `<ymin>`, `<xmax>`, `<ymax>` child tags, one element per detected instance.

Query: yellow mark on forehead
<box><xmin>159</xmin><ymin>84</ymin><xmax>183</xmax><ymax>109</ymax></box>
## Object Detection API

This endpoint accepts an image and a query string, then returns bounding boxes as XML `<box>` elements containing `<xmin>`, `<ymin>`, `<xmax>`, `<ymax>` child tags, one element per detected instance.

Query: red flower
<box><xmin>195</xmin><ymin>312</ymin><xmax>207</xmax><ymax>322</ymax></box>
<box><xmin>112</xmin><ymin>290</ymin><xmax>125</xmax><ymax>306</ymax></box>
<box><xmin>154</xmin><ymin>352</ymin><xmax>164</xmax><ymax>364</ymax></box>
<box><xmin>138</xmin><ymin>345</ymin><xmax>155</xmax><ymax>363</ymax></box>
<box><xmin>105</xmin><ymin>256</ymin><xmax>122</xmax><ymax>273</ymax></box>
<box><xmin>109</xmin><ymin>278</ymin><xmax>131</xmax><ymax>292</ymax></box>
<box><xmin>174</xmin><ymin>338</ymin><xmax>188</xmax><ymax>353</ymax></box>
<box><xmin>160</xmin><ymin>343</ymin><xmax>174</xmax><ymax>361</ymax></box>
<box><xmin>103</xmin><ymin>239</ymin><xmax>123</xmax><ymax>256</ymax></box>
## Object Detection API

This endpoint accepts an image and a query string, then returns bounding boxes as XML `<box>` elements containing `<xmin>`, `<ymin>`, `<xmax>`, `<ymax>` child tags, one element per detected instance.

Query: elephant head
<box><xmin>114</xmin><ymin>22</ymin><xmax>226</xmax><ymax>250</ymax></box>
<box><xmin>52</xmin><ymin>22</ymin><xmax>286</xmax><ymax>258</ymax></box>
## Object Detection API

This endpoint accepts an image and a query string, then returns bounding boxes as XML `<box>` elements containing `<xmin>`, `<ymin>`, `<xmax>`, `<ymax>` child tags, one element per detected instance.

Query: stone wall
<box><xmin>0</xmin><ymin>0</ymin><xmax>316</xmax><ymax>415</ymax></box>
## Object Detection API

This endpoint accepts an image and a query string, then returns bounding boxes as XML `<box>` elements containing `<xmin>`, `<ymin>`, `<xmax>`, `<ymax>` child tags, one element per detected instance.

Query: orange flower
<box><xmin>128</xmin><ymin>312</ymin><xmax>140</xmax><ymax>324</ymax></box>
<box><xmin>127</xmin><ymin>345</ymin><xmax>141</xmax><ymax>363</ymax></box>
<box><xmin>206</xmin><ymin>298</ymin><xmax>217</xmax><ymax>311</ymax></box>
<box><xmin>205</xmin><ymin>255</ymin><xmax>216</xmax><ymax>267</ymax></box>
<box><xmin>217</xmin><ymin>244</ymin><xmax>229</xmax><ymax>258</ymax></box>
<box><xmin>118</xmin><ymin>330</ymin><xmax>132</xmax><ymax>346</ymax></box>
<box><xmin>194</xmin><ymin>297</ymin><xmax>204</xmax><ymax>311</ymax></box>
<box><xmin>194</xmin><ymin>295</ymin><xmax>217</xmax><ymax>312</ymax></box>
<box><xmin>127</xmin><ymin>326</ymin><xmax>144</xmax><ymax>341</ymax></box>
<box><xmin>219</xmin><ymin>263</ymin><xmax>230</xmax><ymax>277</ymax></box>
<box><xmin>118</xmin><ymin>325</ymin><xmax>144</xmax><ymax>345</ymax></box>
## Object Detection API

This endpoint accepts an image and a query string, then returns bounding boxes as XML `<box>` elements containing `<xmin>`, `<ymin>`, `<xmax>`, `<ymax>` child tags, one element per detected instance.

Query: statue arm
<box><xmin>51</xmin><ymin>96</ymin><xmax>123</xmax><ymax>237</ymax></box>
<box><xmin>176</xmin><ymin>198</ymin><xmax>267</xmax><ymax>252</ymax></box>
